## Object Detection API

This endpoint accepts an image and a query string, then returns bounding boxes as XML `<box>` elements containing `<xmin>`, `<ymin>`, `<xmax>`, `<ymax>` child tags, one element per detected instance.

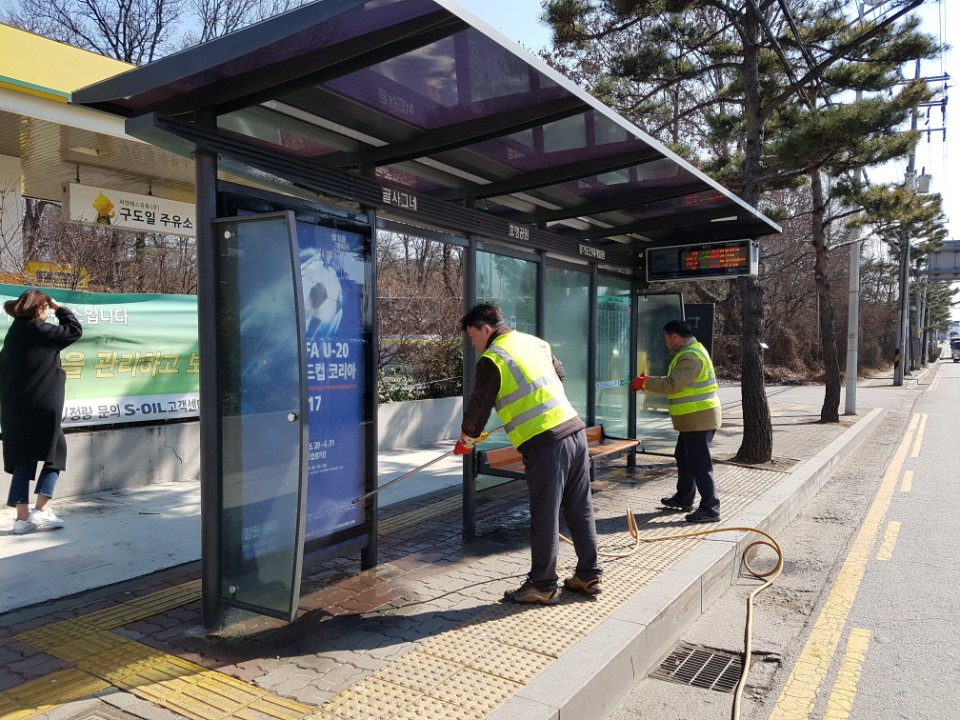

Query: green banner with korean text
<box><xmin>0</xmin><ymin>284</ymin><xmax>199</xmax><ymax>427</ymax></box>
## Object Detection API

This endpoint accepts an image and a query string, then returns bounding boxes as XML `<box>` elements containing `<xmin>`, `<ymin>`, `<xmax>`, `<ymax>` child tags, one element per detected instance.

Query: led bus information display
<box><xmin>646</xmin><ymin>240</ymin><xmax>758</xmax><ymax>282</ymax></box>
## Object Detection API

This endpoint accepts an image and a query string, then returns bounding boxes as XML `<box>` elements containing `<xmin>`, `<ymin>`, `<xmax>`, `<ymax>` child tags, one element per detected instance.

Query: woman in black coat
<box><xmin>1</xmin><ymin>289</ymin><xmax>82</xmax><ymax>535</ymax></box>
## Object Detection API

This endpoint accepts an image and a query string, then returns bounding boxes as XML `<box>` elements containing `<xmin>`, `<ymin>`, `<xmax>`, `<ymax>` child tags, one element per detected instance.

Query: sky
<box><xmin>455</xmin><ymin>0</ymin><xmax>552</xmax><ymax>52</ymax></box>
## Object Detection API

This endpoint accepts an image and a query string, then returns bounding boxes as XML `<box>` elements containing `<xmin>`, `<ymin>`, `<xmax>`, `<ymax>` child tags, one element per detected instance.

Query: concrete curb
<box><xmin>488</xmin><ymin>406</ymin><xmax>887</xmax><ymax>720</ymax></box>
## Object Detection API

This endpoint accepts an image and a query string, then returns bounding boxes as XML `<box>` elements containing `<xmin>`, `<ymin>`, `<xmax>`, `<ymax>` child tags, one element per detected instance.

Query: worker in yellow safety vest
<box><xmin>457</xmin><ymin>304</ymin><xmax>602</xmax><ymax>604</ymax></box>
<box><xmin>631</xmin><ymin>319</ymin><xmax>722</xmax><ymax>523</ymax></box>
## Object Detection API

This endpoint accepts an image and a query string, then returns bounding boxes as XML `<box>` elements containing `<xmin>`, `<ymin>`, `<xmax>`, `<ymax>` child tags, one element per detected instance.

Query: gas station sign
<box><xmin>64</xmin><ymin>183</ymin><xmax>196</xmax><ymax>238</ymax></box>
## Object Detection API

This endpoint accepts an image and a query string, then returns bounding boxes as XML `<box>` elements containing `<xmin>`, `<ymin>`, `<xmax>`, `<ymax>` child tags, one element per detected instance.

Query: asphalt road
<box><xmin>607</xmin><ymin>356</ymin><xmax>960</xmax><ymax>720</ymax></box>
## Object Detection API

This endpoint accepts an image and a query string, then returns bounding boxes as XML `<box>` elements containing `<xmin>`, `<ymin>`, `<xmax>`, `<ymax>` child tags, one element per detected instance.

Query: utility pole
<box><xmin>918</xmin><ymin>277</ymin><xmax>929</xmax><ymax>365</ymax></box>
<box><xmin>894</xmin><ymin>58</ymin><xmax>921</xmax><ymax>386</ymax></box>
<box><xmin>844</xmin><ymin>159</ymin><xmax>863</xmax><ymax>411</ymax></box>
<box><xmin>911</xmin><ymin>268</ymin><xmax>923</xmax><ymax>369</ymax></box>
<box><xmin>894</xmin><ymin>221</ymin><xmax>910</xmax><ymax>386</ymax></box>
<box><xmin>844</xmin><ymin>3</ymin><xmax>867</xmax><ymax>414</ymax></box>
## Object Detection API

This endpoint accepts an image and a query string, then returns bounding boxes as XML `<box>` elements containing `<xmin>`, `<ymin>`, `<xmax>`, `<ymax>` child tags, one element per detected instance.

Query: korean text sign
<box><xmin>65</xmin><ymin>183</ymin><xmax>196</xmax><ymax>238</ymax></box>
<box><xmin>0</xmin><ymin>284</ymin><xmax>200</xmax><ymax>427</ymax></box>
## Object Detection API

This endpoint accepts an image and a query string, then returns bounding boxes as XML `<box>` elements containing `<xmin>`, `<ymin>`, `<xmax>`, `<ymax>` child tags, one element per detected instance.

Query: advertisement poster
<box><xmin>0</xmin><ymin>284</ymin><xmax>199</xmax><ymax>428</ymax></box>
<box><xmin>296</xmin><ymin>220</ymin><xmax>368</xmax><ymax>542</ymax></box>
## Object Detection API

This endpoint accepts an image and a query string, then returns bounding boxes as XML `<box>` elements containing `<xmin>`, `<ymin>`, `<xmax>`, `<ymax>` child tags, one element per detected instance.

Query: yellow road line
<box><xmin>899</xmin><ymin>470</ymin><xmax>913</xmax><ymax>493</ymax></box>
<box><xmin>768</xmin><ymin>413</ymin><xmax>917</xmax><ymax>720</ymax></box>
<box><xmin>926</xmin><ymin>370</ymin><xmax>940</xmax><ymax>393</ymax></box>
<box><xmin>823</xmin><ymin>628</ymin><xmax>872</xmax><ymax>720</ymax></box>
<box><xmin>905</xmin><ymin>411</ymin><xmax>920</xmax><ymax>436</ymax></box>
<box><xmin>910</xmin><ymin>414</ymin><xmax>927</xmax><ymax>457</ymax></box>
<box><xmin>875</xmin><ymin>521</ymin><xmax>901</xmax><ymax>562</ymax></box>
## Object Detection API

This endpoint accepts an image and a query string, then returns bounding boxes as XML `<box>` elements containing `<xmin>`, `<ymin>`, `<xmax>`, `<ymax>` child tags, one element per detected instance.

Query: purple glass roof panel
<box><xmin>94</xmin><ymin>0</ymin><xmax>443</xmax><ymax>111</ymax></box>
<box><xmin>217</xmin><ymin>111</ymin><xmax>340</xmax><ymax>159</ymax></box>
<box><xmin>621</xmin><ymin>190</ymin><xmax>729</xmax><ymax>220</ymax></box>
<box><xmin>459</xmin><ymin>110</ymin><xmax>655</xmax><ymax>175</ymax></box>
<box><xmin>550</xmin><ymin>158</ymin><xmax>696</xmax><ymax>199</ymax></box>
<box><xmin>320</xmin><ymin>27</ymin><xmax>568</xmax><ymax>131</ymax></box>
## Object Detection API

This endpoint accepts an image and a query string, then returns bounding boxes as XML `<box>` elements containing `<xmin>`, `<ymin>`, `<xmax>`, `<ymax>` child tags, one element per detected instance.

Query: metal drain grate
<box><xmin>650</xmin><ymin>642</ymin><xmax>743</xmax><ymax>693</ymax></box>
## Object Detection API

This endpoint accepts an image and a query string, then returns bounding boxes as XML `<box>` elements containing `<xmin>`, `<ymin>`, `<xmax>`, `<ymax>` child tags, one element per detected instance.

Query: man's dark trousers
<box><xmin>673</xmin><ymin>429</ymin><xmax>719</xmax><ymax>516</ymax></box>
<box><xmin>521</xmin><ymin>429</ymin><xmax>602</xmax><ymax>589</ymax></box>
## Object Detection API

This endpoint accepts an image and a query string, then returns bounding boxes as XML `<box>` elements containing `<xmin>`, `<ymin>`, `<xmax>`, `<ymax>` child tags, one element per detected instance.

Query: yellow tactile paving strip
<box><xmin>16</xmin><ymin>618</ymin><xmax>126</xmax><ymax>658</ymax></box>
<box><xmin>3</xmin><ymin>579</ymin><xmax>314</xmax><ymax>720</ymax></box>
<box><xmin>0</xmin><ymin>668</ymin><xmax>110</xmax><ymax>720</ymax></box>
<box><xmin>111</xmin><ymin>657</ymin><xmax>309</xmax><ymax>720</ymax></box>
<box><xmin>1</xmin><ymin>462</ymin><xmax>794</xmax><ymax>720</ymax></box>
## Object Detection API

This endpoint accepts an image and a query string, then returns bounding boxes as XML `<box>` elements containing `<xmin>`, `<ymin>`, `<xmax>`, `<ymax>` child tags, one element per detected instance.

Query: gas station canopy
<box><xmin>73</xmin><ymin>0</ymin><xmax>779</xmax><ymax>256</ymax></box>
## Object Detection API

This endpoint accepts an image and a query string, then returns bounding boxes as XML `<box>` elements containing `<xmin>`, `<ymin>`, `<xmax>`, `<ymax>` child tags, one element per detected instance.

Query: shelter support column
<box><xmin>535</xmin><ymin>252</ymin><xmax>545</xmax><ymax>337</ymax></box>
<box><xmin>587</xmin><ymin>263</ymin><xmax>598</xmax><ymax>426</ymax></box>
<box><xmin>361</xmin><ymin>207</ymin><xmax>379</xmax><ymax>569</ymax></box>
<box><xmin>627</xmin><ymin>279</ymin><xmax>640</xmax><ymax>443</ymax></box>
<box><xmin>462</xmin><ymin>234</ymin><xmax>477</xmax><ymax>538</ymax></box>
<box><xmin>195</xmin><ymin>111</ymin><xmax>222</xmax><ymax>630</ymax></box>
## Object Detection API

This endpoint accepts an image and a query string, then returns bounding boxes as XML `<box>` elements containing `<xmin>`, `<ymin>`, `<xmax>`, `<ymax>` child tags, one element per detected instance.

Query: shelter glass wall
<box><xmin>595</xmin><ymin>275</ymin><xmax>632</xmax><ymax>436</ymax></box>
<box><xmin>635</xmin><ymin>293</ymin><xmax>684</xmax><ymax>453</ymax></box>
<box><xmin>215</xmin><ymin>212</ymin><xmax>305</xmax><ymax>621</ymax></box>
<box><xmin>477</xmin><ymin>251</ymin><xmax>537</xmax><ymax>334</ymax></box>
<box><xmin>544</xmin><ymin>265</ymin><xmax>590</xmax><ymax>419</ymax></box>
<box><xmin>477</xmin><ymin>250</ymin><xmax>537</xmax><ymax>440</ymax></box>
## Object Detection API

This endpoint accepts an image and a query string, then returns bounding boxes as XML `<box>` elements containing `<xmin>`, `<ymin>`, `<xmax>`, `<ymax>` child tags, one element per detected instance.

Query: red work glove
<box><xmin>630</xmin><ymin>375</ymin><xmax>648</xmax><ymax>392</ymax></box>
<box><xmin>454</xmin><ymin>431</ymin><xmax>490</xmax><ymax>455</ymax></box>
<box><xmin>454</xmin><ymin>434</ymin><xmax>478</xmax><ymax>455</ymax></box>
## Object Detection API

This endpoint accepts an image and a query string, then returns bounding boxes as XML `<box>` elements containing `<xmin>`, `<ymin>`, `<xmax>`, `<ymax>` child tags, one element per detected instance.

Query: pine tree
<box><xmin>544</xmin><ymin>0</ymin><xmax>931</xmax><ymax>459</ymax></box>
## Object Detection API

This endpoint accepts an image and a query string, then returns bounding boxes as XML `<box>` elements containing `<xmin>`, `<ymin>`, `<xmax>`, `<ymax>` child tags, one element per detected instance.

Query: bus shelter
<box><xmin>73</xmin><ymin>0</ymin><xmax>780</xmax><ymax>625</ymax></box>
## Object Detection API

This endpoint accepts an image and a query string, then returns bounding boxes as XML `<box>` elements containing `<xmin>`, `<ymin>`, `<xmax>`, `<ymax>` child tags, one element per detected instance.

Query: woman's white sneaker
<box><xmin>28</xmin><ymin>508</ymin><xmax>64</xmax><ymax>529</ymax></box>
<box><xmin>12</xmin><ymin>518</ymin><xmax>38</xmax><ymax>535</ymax></box>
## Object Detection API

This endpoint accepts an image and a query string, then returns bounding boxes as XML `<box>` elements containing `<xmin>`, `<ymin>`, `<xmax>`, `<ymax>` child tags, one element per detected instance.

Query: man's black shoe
<box><xmin>661</xmin><ymin>496</ymin><xmax>694</xmax><ymax>512</ymax></box>
<box><xmin>685</xmin><ymin>509</ymin><xmax>721</xmax><ymax>523</ymax></box>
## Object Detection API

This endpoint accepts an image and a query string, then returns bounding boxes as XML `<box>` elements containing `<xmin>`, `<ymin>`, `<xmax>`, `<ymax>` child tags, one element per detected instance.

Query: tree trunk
<box><xmin>109</xmin><ymin>232</ymin><xmax>124</xmax><ymax>291</ymax></box>
<box><xmin>734</xmin><ymin>9</ymin><xmax>773</xmax><ymax>463</ymax></box>
<box><xmin>135</xmin><ymin>233</ymin><xmax>147</xmax><ymax>293</ymax></box>
<box><xmin>810</xmin><ymin>170</ymin><xmax>841</xmax><ymax>422</ymax></box>
<box><xmin>22</xmin><ymin>198</ymin><xmax>51</xmax><ymax>263</ymax></box>
<box><xmin>736</xmin><ymin>275</ymin><xmax>773</xmax><ymax>462</ymax></box>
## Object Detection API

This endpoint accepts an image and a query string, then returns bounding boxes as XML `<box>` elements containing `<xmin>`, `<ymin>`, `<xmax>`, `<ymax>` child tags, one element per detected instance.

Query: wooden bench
<box><xmin>474</xmin><ymin>425</ymin><xmax>640</xmax><ymax>483</ymax></box>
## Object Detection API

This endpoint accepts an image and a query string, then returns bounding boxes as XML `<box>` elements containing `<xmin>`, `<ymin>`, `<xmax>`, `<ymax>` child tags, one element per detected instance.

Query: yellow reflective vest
<box><xmin>482</xmin><ymin>331</ymin><xmax>578</xmax><ymax>448</ymax></box>
<box><xmin>666</xmin><ymin>342</ymin><xmax>720</xmax><ymax>417</ymax></box>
